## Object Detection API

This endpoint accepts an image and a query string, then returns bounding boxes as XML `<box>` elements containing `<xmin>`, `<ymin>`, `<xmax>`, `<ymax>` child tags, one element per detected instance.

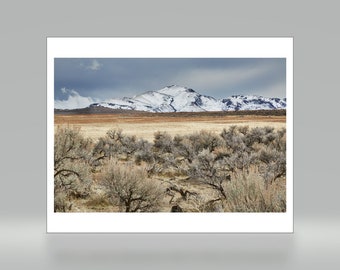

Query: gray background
<box><xmin>1</xmin><ymin>0</ymin><xmax>339</xmax><ymax>269</ymax></box>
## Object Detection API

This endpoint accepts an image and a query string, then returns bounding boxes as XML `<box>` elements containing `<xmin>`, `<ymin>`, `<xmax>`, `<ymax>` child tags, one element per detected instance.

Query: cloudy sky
<box><xmin>54</xmin><ymin>58</ymin><xmax>286</xmax><ymax>109</ymax></box>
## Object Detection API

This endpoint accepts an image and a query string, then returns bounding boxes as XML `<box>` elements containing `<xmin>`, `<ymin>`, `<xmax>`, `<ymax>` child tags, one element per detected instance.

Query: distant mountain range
<box><xmin>58</xmin><ymin>85</ymin><xmax>286</xmax><ymax>113</ymax></box>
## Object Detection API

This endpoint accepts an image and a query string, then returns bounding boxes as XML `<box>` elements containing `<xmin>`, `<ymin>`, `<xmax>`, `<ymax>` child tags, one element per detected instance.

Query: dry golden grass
<box><xmin>55</xmin><ymin>112</ymin><xmax>286</xmax><ymax>142</ymax></box>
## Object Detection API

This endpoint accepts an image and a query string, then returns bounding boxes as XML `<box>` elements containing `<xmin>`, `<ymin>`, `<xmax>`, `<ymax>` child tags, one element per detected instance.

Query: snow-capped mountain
<box><xmin>89</xmin><ymin>85</ymin><xmax>286</xmax><ymax>112</ymax></box>
<box><xmin>220</xmin><ymin>95</ymin><xmax>286</xmax><ymax>111</ymax></box>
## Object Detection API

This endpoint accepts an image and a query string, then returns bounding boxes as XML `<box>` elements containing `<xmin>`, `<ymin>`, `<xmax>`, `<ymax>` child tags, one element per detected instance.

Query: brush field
<box><xmin>54</xmin><ymin>110</ymin><xmax>287</xmax><ymax>213</ymax></box>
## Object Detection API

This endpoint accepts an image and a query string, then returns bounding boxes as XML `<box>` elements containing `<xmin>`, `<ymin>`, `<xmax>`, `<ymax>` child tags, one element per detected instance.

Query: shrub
<box><xmin>220</xmin><ymin>126</ymin><xmax>247</xmax><ymax>152</ymax></box>
<box><xmin>258</xmin><ymin>146</ymin><xmax>286</xmax><ymax>187</ymax></box>
<box><xmin>244</xmin><ymin>126</ymin><xmax>266</xmax><ymax>147</ymax></box>
<box><xmin>54</xmin><ymin>192</ymin><xmax>72</xmax><ymax>212</ymax></box>
<box><xmin>193</xmin><ymin>130</ymin><xmax>224</xmax><ymax>152</ymax></box>
<box><xmin>173</xmin><ymin>135</ymin><xmax>195</xmax><ymax>163</ymax></box>
<box><xmin>54</xmin><ymin>127</ymin><xmax>92</xmax><ymax>208</ymax></box>
<box><xmin>188</xmin><ymin>130</ymin><xmax>224</xmax><ymax>154</ymax></box>
<box><xmin>189</xmin><ymin>149</ymin><xmax>232</xmax><ymax>200</ymax></box>
<box><xmin>93</xmin><ymin>129</ymin><xmax>146</xmax><ymax>163</ymax></box>
<box><xmin>99</xmin><ymin>161</ymin><xmax>164</xmax><ymax>212</ymax></box>
<box><xmin>224</xmin><ymin>175</ymin><xmax>286</xmax><ymax>212</ymax></box>
<box><xmin>223</xmin><ymin>151</ymin><xmax>258</xmax><ymax>177</ymax></box>
<box><xmin>134</xmin><ymin>140</ymin><xmax>154</xmax><ymax>164</ymax></box>
<box><xmin>272</xmin><ymin>127</ymin><xmax>286</xmax><ymax>151</ymax></box>
<box><xmin>153</xmin><ymin>131</ymin><xmax>173</xmax><ymax>154</ymax></box>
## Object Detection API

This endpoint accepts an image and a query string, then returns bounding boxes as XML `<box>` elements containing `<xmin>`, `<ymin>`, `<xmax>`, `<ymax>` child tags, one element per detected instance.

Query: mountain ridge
<box><xmin>57</xmin><ymin>85</ymin><xmax>286</xmax><ymax>112</ymax></box>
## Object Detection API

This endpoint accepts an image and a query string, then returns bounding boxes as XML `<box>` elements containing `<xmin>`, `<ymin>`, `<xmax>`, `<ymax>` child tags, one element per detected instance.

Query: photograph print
<box><xmin>47</xmin><ymin>38</ymin><xmax>293</xmax><ymax>232</ymax></box>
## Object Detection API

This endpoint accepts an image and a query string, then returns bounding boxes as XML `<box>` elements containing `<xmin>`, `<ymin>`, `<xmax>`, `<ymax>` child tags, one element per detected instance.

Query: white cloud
<box><xmin>55</xmin><ymin>88</ymin><xmax>96</xmax><ymax>109</ymax></box>
<box><xmin>78</xmin><ymin>59</ymin><xmax>102</xmax><ymax>71</ymax></box>
<box><xmin>87</xmin><ymin>59</ymin><xmax>102</xmax><ymax>71</ymax></box>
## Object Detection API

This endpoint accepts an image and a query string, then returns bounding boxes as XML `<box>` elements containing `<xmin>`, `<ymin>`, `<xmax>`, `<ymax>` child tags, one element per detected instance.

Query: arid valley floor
<box><xmin>54</xmin><ymin>110</ymin><xmax>287</xmax><ymax>213</ymax></box>
<box><xmin>55</xmin><ymin>110</ymin><xmax>286</xmax><ymax>142</ymax></box>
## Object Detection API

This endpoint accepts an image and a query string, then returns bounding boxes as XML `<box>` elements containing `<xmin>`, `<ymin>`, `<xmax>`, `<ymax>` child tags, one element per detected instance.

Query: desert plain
<box><xmin>54</xmin><ymin>110</ymin><xmax>286</xmax><ymax>142</ymax></box>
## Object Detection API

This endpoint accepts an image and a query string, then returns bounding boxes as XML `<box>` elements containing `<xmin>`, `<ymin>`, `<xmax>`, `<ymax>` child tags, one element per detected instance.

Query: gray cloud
<box><xmin>54</xmin><ymin>58</ymin><xmax>286</xmax><ymax>103</ymax></box>
<box><xmin>172</xmin><ymin>60</ymin><xmax>284</xmax><ymax>97</ymax></box>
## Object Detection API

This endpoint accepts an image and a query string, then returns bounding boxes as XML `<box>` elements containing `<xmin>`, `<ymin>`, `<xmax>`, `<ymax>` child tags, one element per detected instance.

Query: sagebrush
<box><xmin>54</xmin><ymin>125</ymin><xmax>286</xmax><ymax>212</ymax></box>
